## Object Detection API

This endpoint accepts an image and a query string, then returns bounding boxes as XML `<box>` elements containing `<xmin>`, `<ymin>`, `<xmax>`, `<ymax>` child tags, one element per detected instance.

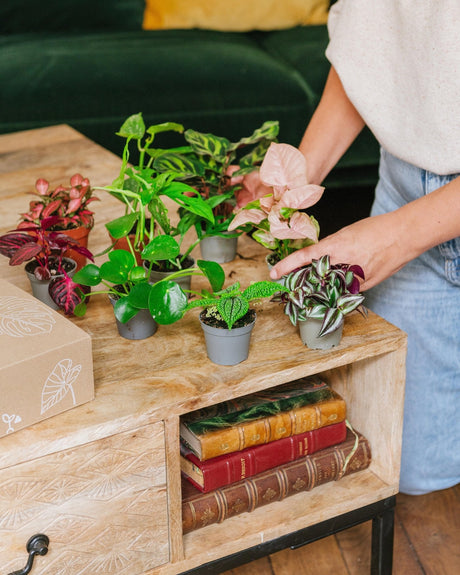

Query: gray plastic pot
<box><xmin>143</xmin><ymin>256</ymin><xmax>194</xmax><ymax>291</ymax></box>
<box><xmin>199</xmin><ymin>311</ymin><xmax>256</xmax><ymax>365</ymax></box>
<box><xmin>298</xmin><ymin>318</ymin><xmax>344</xmax><ymax>350</ymax></box>
<box><xmin>109</xmin><ymin>296</ymin><xmax>158</xmax><ymax>340</ymax></box>
<box><xmin>199</xmin><ymin>234</ymin><xmax>238</xmax><ymax>263</ymax></box>
<box><xmin>25</xmin><ymin>257</ymin><xmax>77</xmax><ymax>310</ymax></box>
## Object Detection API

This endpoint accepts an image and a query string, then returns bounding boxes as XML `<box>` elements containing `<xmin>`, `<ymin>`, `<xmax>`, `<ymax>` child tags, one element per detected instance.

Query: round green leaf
<box><xmin>73</xmin><ymin>264</ymin><xmax>101</xmax><ymax>287</ymax></box>
<box><xmin>197</xmin><ymin>260</ymin><xmax>225</xmax><ymax>292</ymax></box>
<box><xmin>126</xmin><ymin>281</ymin><xmax>151</xmax><ymax>309</ymax></box>
<box><xmin>148</xmin><ymin>280</ymin><xmax>187</xmax><ymax>325</ymax></box>
<box><xmin>113</xmin><ymin>296</ymin><xmax>140</xmax><ymax>323</ymax></box>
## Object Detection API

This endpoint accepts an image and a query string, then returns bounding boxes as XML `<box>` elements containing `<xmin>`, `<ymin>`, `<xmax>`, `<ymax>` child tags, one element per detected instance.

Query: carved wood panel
<box><xmin>1</xmin><ymin>422</ymin><xmax>169</xmax><ymax>574</ymax></box>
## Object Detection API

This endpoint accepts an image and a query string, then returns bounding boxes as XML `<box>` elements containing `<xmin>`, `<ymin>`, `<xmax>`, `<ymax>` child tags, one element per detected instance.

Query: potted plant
<box><xmin>101</xmin><ymin>113</ymin><xmax>215</xmax><ymax>286</ymax></box>
<box><xmin>69</xmin><ymin>251</ymin><xmax>225</xmax><ymax>340</ymax></box>
<box><xmin>185</xmin><ymin>278</ymin><xmax>287</xmax><ymax>365</ymax></box>
<box><xmin>272</xmin><ymin>255</ymin><xmax>367</xmax><ymax>349</ymax></box>
<box><xmin>153</xmin><ymin>120</ymin><xmax>280</xmax><ymax>263</ymax></box>
<box><xmin>0</xmin><ymin>216</ymin><xmax>93</xmax><ymax>309</ymax></box>
<box><xmin>18</xmin><ymin>173</ymin><xmax>99</xmax><ymax>269</ymax></box>
<box><xmin>228</xmin><ymin>142</ymin><xmax>325</xmax><ymax>278</ymax></box>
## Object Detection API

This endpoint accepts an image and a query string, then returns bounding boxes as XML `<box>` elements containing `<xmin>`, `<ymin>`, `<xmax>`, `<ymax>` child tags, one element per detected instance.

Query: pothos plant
<box><xmin>272</xmin><ymin>255</ymin><xmax>367</xmax><ymax>337</ymax></box>
<box><xmin>229</xmin><ymin>142</ymin><xmax>324</xmax><ymax>264</ymax></box>
<box><xmin>101</xmin><ymin>113</ymin><xmax>215</xmax><ymax>272</ymax></box>
<box><xmin>186</xmin><ymin>278</ymin><xmax>287</xmax><ymax>330</ymax></box>
<box><xmin>152</xmin><ymin>120</ymin><xmax>280</xmax><ymax>242</ymax></box>
<box><xmin>67</xmin><ymin>250</ymin><xmax>226</xmax><ymax>324</ymax></box>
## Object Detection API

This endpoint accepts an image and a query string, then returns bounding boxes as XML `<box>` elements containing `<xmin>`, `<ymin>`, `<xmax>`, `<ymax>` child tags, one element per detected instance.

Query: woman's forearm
<box><xmin>300</xmin><ymin>66</ymin><xmax>366</xmax><ymax>185</ymax></box>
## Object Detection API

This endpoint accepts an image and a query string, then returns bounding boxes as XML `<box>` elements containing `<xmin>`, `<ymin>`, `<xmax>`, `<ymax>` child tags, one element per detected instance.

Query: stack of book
<box><xmin>180</xmin><ymin>376</ymin><xmax>372</xmax><ymax>534</ymax></box>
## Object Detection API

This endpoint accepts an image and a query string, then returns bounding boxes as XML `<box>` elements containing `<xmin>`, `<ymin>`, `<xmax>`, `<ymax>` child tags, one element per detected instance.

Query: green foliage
<box><xmin>100</xmin><ymin>113</ymin><xmax>216</xmax><ymax>270</ymax></box>
<box><xmin>152</xmin><ymin>120</ymin><xmax>280</xmax><ymax>239</ymax></box>
<box><xmin>71</xmin><ymin>251</ymin><xmax>225</xmax><ymax>326</ymax></box>
<box><xmin>272</xmin><ymin>255</ymin><xmax>366</xmax><ymax>337</ymax></box>
<box><xmin>187</xmin><ymin>278</ymin><xmax>286</xmax><ymax>330</ymax></box>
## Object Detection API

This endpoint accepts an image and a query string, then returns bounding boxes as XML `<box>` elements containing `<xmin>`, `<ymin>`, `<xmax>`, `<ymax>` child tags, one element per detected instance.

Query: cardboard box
<box><xmin>0</xmin><ymin>279</ymin><xmax>94</xmax><ymax>438</ymax></box>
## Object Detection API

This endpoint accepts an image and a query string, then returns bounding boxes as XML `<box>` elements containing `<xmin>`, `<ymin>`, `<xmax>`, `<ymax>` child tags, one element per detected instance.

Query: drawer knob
<box><xmin>8</xmin><ymin>534</ymin><xmax>49</xmax><ymax>575</ymax></box>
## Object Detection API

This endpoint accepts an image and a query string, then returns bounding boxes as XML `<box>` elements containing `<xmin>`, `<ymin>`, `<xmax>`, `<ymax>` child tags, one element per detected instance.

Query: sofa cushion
<box><xmin>0</xmin><ymin>30</ymin><xmax>317</xmax><ymax>154</ymax></box>
<box><xmin>143</xmin><ymin>0</ymin><xmax>329</xmax><ymax>31</ymax></box>
<box><xmin>0</xmin><ymin>0</ymin><xmax>145</xmax><ymax>34</ymax></box>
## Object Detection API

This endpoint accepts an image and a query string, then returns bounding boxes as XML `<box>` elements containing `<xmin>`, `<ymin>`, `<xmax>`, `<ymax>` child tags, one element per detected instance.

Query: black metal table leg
<box><xmin>181</xmin><ymin>496</ymin><xmax>397</xmax><ymax>575</ymax></box>
<box><xmin>371</xmin><ymin>503</ymin><xmax>395</xmax><ymax>575</ymax></box>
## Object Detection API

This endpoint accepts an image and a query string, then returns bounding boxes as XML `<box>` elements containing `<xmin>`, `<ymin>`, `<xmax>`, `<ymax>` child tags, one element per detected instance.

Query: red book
<box><xmin>181</xmin><ymin>420</ymin><xmax>347</xmax><ymax>492</ymax></box>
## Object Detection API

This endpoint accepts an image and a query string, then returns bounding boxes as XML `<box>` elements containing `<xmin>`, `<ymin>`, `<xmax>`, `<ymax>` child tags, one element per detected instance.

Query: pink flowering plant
<box><xmin>228</xmin><ymin>143</ymin><xmax>324</xmax><ymax>263</ymax></box>
<box><xmin>18</xmin><ymin>173</ymin><xmax>99</xmax><ymax>231</ymax></box>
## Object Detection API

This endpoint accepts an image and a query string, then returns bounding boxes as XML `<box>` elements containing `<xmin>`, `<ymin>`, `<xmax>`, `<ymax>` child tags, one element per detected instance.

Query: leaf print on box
<box><xmin>2</xmin><ymin>413</ymin><xmax>22</xmax><ymax>434</ymax></box>
<box><xmin>0</xmin><ymin>296</ymin><xmax>55</xmax><ymax>337</ymax></box>
<box><xmin>41</xmin><ymin>359</ymin><xmax>82</xmax><ymax>414</ymax></box>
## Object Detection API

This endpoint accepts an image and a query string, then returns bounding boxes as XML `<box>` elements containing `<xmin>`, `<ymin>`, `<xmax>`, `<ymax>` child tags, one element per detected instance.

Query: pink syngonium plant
<box><xmin>229</xmin><ymin>143</ymin><xmax>324</xmax><ymax>261</ymax></box>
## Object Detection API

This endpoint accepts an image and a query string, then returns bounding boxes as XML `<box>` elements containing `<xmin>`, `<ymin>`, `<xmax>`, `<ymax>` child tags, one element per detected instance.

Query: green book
<box><xmin>182</xmin><ymin>376</ymin><xmax>334</xmax><ymax>435</ymax></box>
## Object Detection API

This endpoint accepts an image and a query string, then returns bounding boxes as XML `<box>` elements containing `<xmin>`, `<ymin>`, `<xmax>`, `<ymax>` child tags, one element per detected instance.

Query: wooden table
<box><xmin>0</xmin><ymin>126</ymin><xmax>406</xmax><ymax>575</ymax></box>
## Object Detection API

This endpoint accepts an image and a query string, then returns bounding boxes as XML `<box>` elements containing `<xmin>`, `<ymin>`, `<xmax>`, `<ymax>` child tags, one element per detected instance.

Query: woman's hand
<box><xmin>270</xmin><ymin>210</ymin><xmax>414</xmax><ymax>291</ymax></box>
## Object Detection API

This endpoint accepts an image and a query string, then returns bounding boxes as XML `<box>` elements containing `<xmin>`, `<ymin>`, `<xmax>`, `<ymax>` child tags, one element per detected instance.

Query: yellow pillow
<box><xmin>143</xmin><ymin>0</ymin><xmax>329</xmax><ymax>32</ymax></box>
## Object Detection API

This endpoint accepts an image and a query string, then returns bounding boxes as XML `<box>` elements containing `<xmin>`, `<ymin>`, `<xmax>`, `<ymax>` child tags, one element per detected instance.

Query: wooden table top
<box><xmin>0</xmin><ymin>125</ymin><xmax>405</xmax><ymax>469</ymax></box>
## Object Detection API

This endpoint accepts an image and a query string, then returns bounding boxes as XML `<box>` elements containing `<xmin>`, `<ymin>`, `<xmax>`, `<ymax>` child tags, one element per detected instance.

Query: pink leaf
<box><xmin>259</xmin><ymin>143</ymin><xmax>308</xmax><ymax>190</ymax></box>
<box><xmin>278</xmin><ymin>184</ymin><xmax>325</xmax><ymax>210</ymax></box>
<box><xmin>35</xmin><ymin>178</ymin><xmax>49</xmax><ymax>195</ymax></box>
<box><xmin>70</xmin><ymin>173</ymin><xmax>84</xmax><ymax>187</ymax></box>
<box><xmin>228</xmin><ymin>208</ymin><xmax>266</xmax><ymax>231</ymax></box>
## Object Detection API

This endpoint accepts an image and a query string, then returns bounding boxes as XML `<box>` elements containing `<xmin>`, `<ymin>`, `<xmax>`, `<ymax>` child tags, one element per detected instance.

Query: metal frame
<box><xmin>181</xmin><ymin>495</ymin><xmax>396</xmax><ymax>575</ymax></box>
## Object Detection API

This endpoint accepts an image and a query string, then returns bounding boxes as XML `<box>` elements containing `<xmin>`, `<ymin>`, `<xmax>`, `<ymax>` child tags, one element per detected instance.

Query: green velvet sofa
<box><xmin>0</xmin><ymin>0</ymin><xmax>379</xmax><ymax>234</ymax></box>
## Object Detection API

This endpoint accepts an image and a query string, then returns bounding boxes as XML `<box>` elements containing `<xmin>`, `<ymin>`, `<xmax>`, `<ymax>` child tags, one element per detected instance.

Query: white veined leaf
<box><xmin>0</xmin><ymin>296</ymin><xmax>55</xmax><ymax>337</ymax></box>
<box><xmin>41</xmin><ymin>359</ymin><xmax>81</xmax><ymax>414</ymax></box>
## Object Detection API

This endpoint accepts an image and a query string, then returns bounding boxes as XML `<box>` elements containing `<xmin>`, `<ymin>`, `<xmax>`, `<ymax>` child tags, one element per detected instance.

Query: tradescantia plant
<box><xmin>272</xmin><ymin>255</ymin><xmax>366</xmax><ymax>337</ymax></box>
<box><xmin>186</xmin><ymin>279</ymin><xmax>287</xmax><ymax>330</ymax></box>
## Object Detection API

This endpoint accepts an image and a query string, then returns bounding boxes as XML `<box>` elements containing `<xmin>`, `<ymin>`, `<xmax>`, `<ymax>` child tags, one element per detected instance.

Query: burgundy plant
<box><xmin>0</xmin><ymin>217</ymin><xmax>94</xmax><ymax>313</ymax></box>
<box><xmin>18</xmin><ymin>173</ymin><xmax>99</xmax><ymax>231</ymax></box>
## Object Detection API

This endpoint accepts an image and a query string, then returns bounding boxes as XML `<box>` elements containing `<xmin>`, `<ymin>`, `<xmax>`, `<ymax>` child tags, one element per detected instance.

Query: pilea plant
<box><xmin>186</xmin><ymin>279</ymin><xmax>287</xmax><ymax>330</ymax></box>
<box><xmin>272</xmin><ymin>255</ymin><xmax>366</xmax><ymax>337</ymax></box>
<box><xmin>69</xmin><ymin>250</ymin><xmax>225</xmax><ymax>325</ymax></box>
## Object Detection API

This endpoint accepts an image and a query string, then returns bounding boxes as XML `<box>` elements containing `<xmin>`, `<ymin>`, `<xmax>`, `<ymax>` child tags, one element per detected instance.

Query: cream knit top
<box><xmin>326</xmin><ymin>0</ymin><xmax>460</xmax><ymax>175</ymax></box>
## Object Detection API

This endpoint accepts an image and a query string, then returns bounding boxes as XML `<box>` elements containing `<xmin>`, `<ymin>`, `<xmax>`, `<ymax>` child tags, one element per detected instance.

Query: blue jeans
<box><xmin>365</xmin><ymin>149</ymin><xmax>460</xmax><ymax>495</ymax></box>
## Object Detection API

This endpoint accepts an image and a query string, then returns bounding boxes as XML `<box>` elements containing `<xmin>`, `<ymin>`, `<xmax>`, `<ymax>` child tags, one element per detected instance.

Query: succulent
<box><xmin>272</xmin><ymin>255</ymin><xmax>366</xmax><ymax>337</ymax></box>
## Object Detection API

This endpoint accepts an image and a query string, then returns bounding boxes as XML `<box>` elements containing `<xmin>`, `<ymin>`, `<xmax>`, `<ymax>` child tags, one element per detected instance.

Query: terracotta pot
<box><xmin>61</xmin><ymin>226</ymin><xmax>91</xmax><ymax>270</ymax></box>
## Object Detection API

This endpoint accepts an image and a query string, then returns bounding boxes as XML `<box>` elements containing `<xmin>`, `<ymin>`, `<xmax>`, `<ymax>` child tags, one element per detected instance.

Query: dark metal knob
<box><xmin>8</xmin><ymin>534</ymin><xmax>49</xmax><ymax>575</ymax></box>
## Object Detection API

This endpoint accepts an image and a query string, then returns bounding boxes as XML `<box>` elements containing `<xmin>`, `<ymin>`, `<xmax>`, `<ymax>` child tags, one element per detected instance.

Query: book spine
<box><xmin>182</xmin><ymin>431</ymin><xmax>371</xmax><ymax>534</ymax></box>
<box><xmin>189</xmin><ymin>394</ymin><xmax>346</xmax><ymax>460</ymax></box>
<box><xmin>182</xmin><ymin>421</ymin><xmax>347</xmax><ymax>492</ymax></box>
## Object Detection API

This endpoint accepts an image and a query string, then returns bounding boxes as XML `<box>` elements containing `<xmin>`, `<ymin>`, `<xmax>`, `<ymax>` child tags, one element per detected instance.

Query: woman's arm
<box><xmin>270</xmin><ymin>175</ymin><xmax>460</xmax><ymax>290</ymax></box>
<box><xmin>300</xmin><ymin>66</ymin><xmax>365</xmax><ymax>185</ymax></box>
